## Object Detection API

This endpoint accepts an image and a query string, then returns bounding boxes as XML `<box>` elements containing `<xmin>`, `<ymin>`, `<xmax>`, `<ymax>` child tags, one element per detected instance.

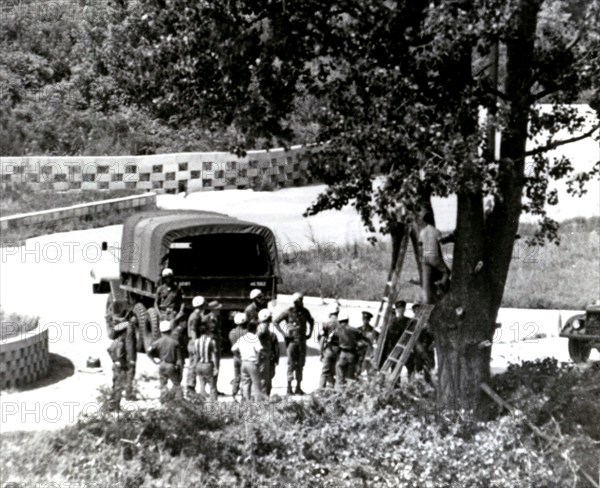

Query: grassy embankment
<box><xmin>0</xmin><ymin>183</ymin><xmax>155</xmax><ymax>244</ymax></box>
<box><xmin>280</xmin><ymin>217</ymin><xmax>600</xmax><ymax>310</ymax></box>
<box><xmin>1</xmin><ymin>359</ymin><xmax>598</xmax><ymax>487</ymax></box>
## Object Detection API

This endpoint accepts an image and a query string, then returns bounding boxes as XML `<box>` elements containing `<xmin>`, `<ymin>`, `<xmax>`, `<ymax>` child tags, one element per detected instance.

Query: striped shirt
<box><xmin>194</xmin><ymin>334</ymin><xmax>216</xmax><ymax>364</ymax></box>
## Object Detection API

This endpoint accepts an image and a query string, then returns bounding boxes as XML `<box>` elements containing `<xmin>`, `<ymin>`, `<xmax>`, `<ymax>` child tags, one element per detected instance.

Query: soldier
<box><xmin>229</xmin><ymin>312</ymin><xmax>248</xmax><ymax>399</ymax></box>
<box><xmin>203</xmin><ymin>300</ymin><xmax>224</xmax><ymax>396</ymax></box>
<box><xmin>335</xmin><ymin>314</ymin><xmax>369</xmax><ymax>389</ymax></box>
<box><xmin>155</xmin><ymin>268</ymin><xmax>185</xmax><ymax>322</ymax></box>
<box><xmin>318</xmin><ymin>303</ymin><xmax>340</xmax><ymax>389</ymax></box>
<box><xmin>107</xmin><ymin>321</ymin><xmax>130</xmax><ymax>411</ymax></box>
<box><xmin>418</xmin><ymin>211</ymin><xmax>451</xmax><ymax>304</ymax></box>
<box><xmin>357</xmin><ymin>310</ymin><xmax>379</xmax><ymax>376</ymax></box>
<box><xmin>257</xmin><ymin>309</ymin><xmax>280</xmax><ymax>396</ymax></box>
<box><xmin>409</xmin><ymin>303</ymin><xmax>435</xmax><ymax>384</ymax></box>
<box><xmin>185</xmin><ymin>296</ymin><xmax>207</xmax><ymax>397</ymax></box>
<box><xmin>109</xmin><ymin>310</ymin><xmax>138</xmax><ymax>400</ymax></box>
<box><xmin>147</xmin><ymin>320</ymin><xmax>184</xmax><ymax>402</ymax></box>
<box><xmin>245</xmin><ymin>289</ymin><xmax>267</xmax><ymax>327</ymax></box>
<box><xmin>231</xmin><ymin>321</ymin><xmax>266</xmax><ymax>402</ymax></box>
<box><xmin>193</xmin><ymin>323</ymin><xmax>219</xmax><ymax>402</ymax></box>
<box><xmin>273</xmin><ymin>292</ymin><xmax>314</xmax><ymax>395</ymax></box>
<box><xmin>381</xmin><ymin>300</ymin><xmax>411</xmax><ymax>362</ymax></box>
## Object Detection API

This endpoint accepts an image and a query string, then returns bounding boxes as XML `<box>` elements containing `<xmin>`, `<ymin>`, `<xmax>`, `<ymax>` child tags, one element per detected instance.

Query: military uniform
<box><xmin>244</xmin><ymin>301</ymin><xmax>260</xmax><ymax>327</ymax></box>
<box><xmin>274</xmin><ymin>305</ymin><xmax>314</xmax><ymax>387</ymax></box>
<box><xmin>257</xmin><ymin>322</ymin><xmax>279</xmax><ymax>396</ymax></box>
<box><xmin>147</xmin><ymin>334</ymin><xmax>183</xmax><ymax>400</ymax></box>
<box><xmin>382</xmin><ymin>316</ymin><xmax>411</xmax><ymax>361</ymax></box>
<box><xmin>318</xmin><ymin>317</ymin><xmax>339</xmax><ymax>389</ymax></box>
<box><xmin>155</xmin><ymin>282</ymin><xmax>183</xmax><ymax>321</ymax></box>
<box><xmin>357</xmin><ymin>324</ymin><xmax>379</xmax><ymax>375</ymax></box>
<box><xmin>335</xmin><ymin>323</ymin><xmax>367</xmax><ymax>388</ymax></box>
<box><xmin>186</xmin><ymin>308</ymin><xmax>205</xmax><ymax>391</ymax></box>
<box><xmin>107</xmin><ymin>327</ymin><xmax>129</xmax><ymax>411</ymax></box>
<box><xmin>109</xmin><ymin>316</ymin><xmax>137</xmax><ymax>400</ymax></box>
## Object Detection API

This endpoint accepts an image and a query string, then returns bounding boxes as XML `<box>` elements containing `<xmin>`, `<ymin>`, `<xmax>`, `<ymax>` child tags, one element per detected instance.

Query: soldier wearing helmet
<box><xmin>357</xmin><ymin>310</ymin><xmax>379</xmax><ymax>375</ymax></box>
<box><xmin>155</xmin><ymin>268</ymin><xmax>185</xmax><ymax>322</ymax></box>
<box><xmin>257</xmin><ymin>308</ymin><xmax>280</xmax><ymax>396</ymax></box>
<box><xmin>185</xmin><ymin>296</ymin><xmax>207</xmax><ymax>397</ymax></box>
<box><xmin>245</xmin><ymin>289</ymin><xmax>267</xmax><ymax>327</ymax></box>
<box><xmin>228</xmin><ymin>312</ymin><xmax>248</xmax><ymax>399</ymax></box>
<box><xmin>318</xmin><ymin>303</ymin><xmax>340</xmax><ymax>389</ymax></box>
<box><xmin>147</xmin><ymin>320</ymin><xmax>184</xmax><ymax>402</ymax></box>
<box><xmin>107</xmin><ymin>320</ymin><xmax>130</xmax><ymax>411</ymax></box>
<box><xmin>273</xmin><ymin>292</ymin><xmax>314</xmax><ymax>395</ymax></box>
<box><xmin>335</xmin><ymin>314</ymin><xmax>369</xmax><ymax>389</ymax></box>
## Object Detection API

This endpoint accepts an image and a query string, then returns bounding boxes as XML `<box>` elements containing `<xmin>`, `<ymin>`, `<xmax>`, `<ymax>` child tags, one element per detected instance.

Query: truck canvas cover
<box><xmin>119</xmin><ymin>210</ymin><xmax>280</xmax><ymax>281</ymax></box>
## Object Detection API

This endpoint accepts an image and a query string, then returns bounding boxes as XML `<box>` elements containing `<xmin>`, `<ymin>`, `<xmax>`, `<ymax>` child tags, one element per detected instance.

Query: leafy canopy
<box><xmin>103</xmin><ymin>0</ymin><xmax>599</xmax><ymax>238</ymax></box>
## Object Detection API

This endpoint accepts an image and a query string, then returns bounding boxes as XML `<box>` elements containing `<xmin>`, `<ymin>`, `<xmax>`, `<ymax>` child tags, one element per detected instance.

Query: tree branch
<box><xmin>525</xmin><ymin>123</ymin><xmax>600</xmax><ymax>157</ymax></box>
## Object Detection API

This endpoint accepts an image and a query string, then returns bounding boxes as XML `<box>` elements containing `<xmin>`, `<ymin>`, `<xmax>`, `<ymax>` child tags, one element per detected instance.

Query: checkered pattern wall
<box><xmin>0</xmin><ymin>327</ymin><xmax>49</xmax><ymax>390</ymax></box>
<box><xmin>0</xmin><ymin>145</ymin><xmax>312</xmax><ymax>194</ymax></box>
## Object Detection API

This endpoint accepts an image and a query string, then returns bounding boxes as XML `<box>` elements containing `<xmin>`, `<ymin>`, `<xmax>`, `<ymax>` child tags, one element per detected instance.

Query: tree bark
<box><xmin>433</xmin><ymin>0</ymin><xmax>542</xmax><ymax>417</ymax></box>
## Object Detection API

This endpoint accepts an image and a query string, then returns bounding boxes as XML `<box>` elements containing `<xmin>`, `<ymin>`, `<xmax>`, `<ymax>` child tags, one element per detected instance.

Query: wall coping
<box><xmin>0</xmin><ymin>192</ymin><xmax>157</xmax><ymax>223</ymax></box>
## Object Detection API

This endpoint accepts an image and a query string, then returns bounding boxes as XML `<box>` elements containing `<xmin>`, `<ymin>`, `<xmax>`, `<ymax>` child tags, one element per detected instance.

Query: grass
<box><xmin>280</xmin><ymin>217</ymin><xmax>600</xmax><ymax>310</ymax></box>
<box><xmin>1</xmin><ymin>361</ymin><xmax>598</xmax><ymax>487</ymax></box>
<box><xmin>0</xmin><ymin>183</ymin><xmax>156</xmax><ymax>244</ymax></box>
<box><xmin>0</xmin><ymin>183</ymin><xmax>149</xmax><ymax>217</ymax></box>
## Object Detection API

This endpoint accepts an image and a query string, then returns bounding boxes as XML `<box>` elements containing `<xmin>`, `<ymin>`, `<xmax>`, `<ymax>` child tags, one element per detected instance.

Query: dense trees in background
<box><xmin>0</xmin><ymin>0</ymin><xmax>241</xmax><ymax>155</ymax></box>
<box><xmin>2</xmin><ymin>0</ymin><xmax>599</xmax><ymax>414</ymax></box>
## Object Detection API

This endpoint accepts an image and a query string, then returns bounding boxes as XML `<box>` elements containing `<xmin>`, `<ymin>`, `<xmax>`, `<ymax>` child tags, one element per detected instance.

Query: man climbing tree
<box><xmin>100</xmin><ymin>0</ymin><xmax>599</xmax><ymax>415</ymax></box>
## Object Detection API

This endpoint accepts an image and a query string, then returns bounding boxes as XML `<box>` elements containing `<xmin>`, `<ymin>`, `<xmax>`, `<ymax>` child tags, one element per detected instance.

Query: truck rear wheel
<box><xmin>133</xmin><ymin>303</ymin><xmax>149</xmax><ymax>353</ymax></box>
<box><xmin>568</xmin><ymin>338</ymin><xmax>591</xmax><ymax>363</ymax></box>
<box><xmin>146</xmin><ymin>308</ymin><xmax>161</xmax><ymax>346</ymax></box>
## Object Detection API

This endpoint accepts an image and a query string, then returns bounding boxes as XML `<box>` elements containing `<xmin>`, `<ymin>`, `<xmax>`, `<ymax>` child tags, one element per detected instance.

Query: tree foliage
<box><xmin>102</xmin><ymin>0</ymin><xmax>599</xmax><ymax>238</ymax></box>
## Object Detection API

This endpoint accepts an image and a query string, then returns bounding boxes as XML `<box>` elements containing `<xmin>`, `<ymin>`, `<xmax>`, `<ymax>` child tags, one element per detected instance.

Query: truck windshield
<box><xmin>168</xmin><ymin>234</ymin><xmax>271</xmax><ymax>277</ymax></box>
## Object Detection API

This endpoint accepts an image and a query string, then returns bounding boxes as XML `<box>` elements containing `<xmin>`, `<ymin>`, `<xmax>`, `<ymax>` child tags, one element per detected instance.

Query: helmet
<box><xmin>159</xmin><ymin>320</ymin><xmax>172</xmax><ymax>333</ymax></box>
<box><xmin>234</xmin><ymin>312</ymin><xmax>247</xmax><ymax>325</ymax></box>
<box><xmin>192</xmin><ymin>296</ymin><xmax>205</xmax><ymax>308</ymax></box>
<box><xmin>327</xmin><ymin>303</ymin><xmax>340</xmax><ymax>316</ymax></box>
<box><xmin>292</xmin><ymin>292</ymin><xmax>303</xmax><ymax>303</ymax></box>
<box><xmin>258</xmin><ymin>309</ymin><xmax>272</xmax><ymax>322</ymax></box>
<box><xmin>161</xmin><ymin>268</ymin><xmax>174</xmax><ymax>277</ymax></box>
<box><xmin>338</xmin><ymin>313</ymin><xmax>349</xmax><ymax>323</ymax></box>
<box><xmin>250</xmin><ymin>289</ymin><xmax>263</xmax><ymax>300</ymax></box>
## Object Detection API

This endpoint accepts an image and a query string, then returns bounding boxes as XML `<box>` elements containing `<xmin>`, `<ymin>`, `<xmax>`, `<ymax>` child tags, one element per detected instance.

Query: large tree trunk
<box><xmin>433</xmin><ymin>0</ymin><xmax>541</xmax><ymax>417</ymax></box>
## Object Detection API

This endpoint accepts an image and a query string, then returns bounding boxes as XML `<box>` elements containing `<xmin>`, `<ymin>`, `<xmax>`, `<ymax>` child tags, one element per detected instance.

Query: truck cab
<box><xmin>560</xmin><ymin>301</ymin><xmax>600</xmax><ymax>363</ymax></box>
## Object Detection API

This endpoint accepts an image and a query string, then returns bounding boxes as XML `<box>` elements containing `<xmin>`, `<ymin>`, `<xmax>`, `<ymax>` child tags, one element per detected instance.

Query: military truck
<box><xmin>92</xmin><ymin>210</ymin><xmax>280</xmax><ymax>351</ymax></box>
<box><xmin>559</xmin><ymin>301</ymin><xmax>600</xmax><ymax>363</ymax></box>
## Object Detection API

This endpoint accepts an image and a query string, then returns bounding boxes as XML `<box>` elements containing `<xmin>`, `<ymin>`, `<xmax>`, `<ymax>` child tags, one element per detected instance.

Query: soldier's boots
<box><xmin>287</xmin><ymin>382</ymin><xmax>294</xmax><ymax>395</ymax></box>
<box><xmin>294</xmin><ymin>383</ymin><xmax>305</xmax><ymax>395</ymax></box>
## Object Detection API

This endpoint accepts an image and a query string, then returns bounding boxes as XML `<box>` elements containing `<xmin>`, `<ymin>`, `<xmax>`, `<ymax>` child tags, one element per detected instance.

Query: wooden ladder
<box><xmin>372</xmin><ymin>232</ymin><xmax>409</xmax><ymax>369</ymax></box>
<box><xmin>382</xmin><ymin>304</ymin><xmax>434</xmax><ymax>388</ymax></box>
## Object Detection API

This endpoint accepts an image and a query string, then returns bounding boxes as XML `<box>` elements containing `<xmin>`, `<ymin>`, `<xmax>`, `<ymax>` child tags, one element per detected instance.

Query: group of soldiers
<box><xmin>107</xmin><ymin>266</ymin><xmax>436</xmax><ymax>411</ymax></box>
<box><xmin>316</xmin><ymin>300</ymin><xmax>433</xmax><ymax>389</ymax></box>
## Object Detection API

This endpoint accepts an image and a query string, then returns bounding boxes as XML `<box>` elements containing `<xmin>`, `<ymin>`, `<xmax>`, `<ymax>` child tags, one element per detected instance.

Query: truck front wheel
<box><xmin>146</xmin><ymin>308</ymin><xmax>161</xmax><ymax>347</ymax></box>
<box><xmin>568</xmin><ymin>338</ymin><xmax>591</xmax><ymax>363</ymax></box>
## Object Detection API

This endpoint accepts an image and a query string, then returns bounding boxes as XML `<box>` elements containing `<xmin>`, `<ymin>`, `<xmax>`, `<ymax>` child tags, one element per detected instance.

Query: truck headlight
<box><xmin>572</xmin><ymin>319</ymin><xmax>582</xmax><ymax>330</ymax></box>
